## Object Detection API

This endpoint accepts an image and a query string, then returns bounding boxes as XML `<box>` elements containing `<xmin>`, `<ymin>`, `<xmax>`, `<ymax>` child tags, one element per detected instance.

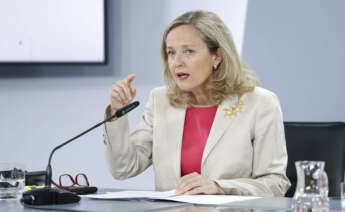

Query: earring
<box><xmin>213</xmin><ymin>64</ymin><xmax>218</xmax><ymax>70</ymax></box>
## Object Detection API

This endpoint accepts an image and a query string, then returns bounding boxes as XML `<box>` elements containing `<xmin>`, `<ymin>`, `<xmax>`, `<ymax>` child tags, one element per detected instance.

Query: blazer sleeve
<box><xmin>215</xmin><ymin>92</ymin><xmax>291</xmax><ymax>196</ymax></box>
<box><xmin>103</xmin><ymin>91</ymin><xmax>154</xmax><ymax>180</ymax></box>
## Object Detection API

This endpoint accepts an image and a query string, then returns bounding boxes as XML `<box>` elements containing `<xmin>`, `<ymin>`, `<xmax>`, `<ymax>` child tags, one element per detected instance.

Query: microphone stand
<box><xmin>46</xmin><ymin>116</ymin><xmax>110</xmax><ymax>187</ymax></box>
<box><xmin>22</xmin><ymin>101</ymin><xmax>140</xmax><ymax>205</ymax></box>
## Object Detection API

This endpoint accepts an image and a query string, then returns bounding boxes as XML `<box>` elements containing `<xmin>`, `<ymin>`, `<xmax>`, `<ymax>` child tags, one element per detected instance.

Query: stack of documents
<box><xmin>86</xmin><ymin>190</ymin><xmax>261</xmax><ymax>205</ymax></box>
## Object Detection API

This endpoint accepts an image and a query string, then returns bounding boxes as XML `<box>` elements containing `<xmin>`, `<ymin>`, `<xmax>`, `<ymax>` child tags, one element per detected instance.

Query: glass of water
<box><xmin>0</xmin><ymin>162</ymin><xmax>25</xmax><ymax>199</ymax></box>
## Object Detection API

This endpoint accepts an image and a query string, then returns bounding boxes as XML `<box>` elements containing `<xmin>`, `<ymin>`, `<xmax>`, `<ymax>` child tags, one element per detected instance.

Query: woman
<box><xmin>104</xmin><ymin>10</ymin><xmax>290</xmax><ymax>196</ymax></box>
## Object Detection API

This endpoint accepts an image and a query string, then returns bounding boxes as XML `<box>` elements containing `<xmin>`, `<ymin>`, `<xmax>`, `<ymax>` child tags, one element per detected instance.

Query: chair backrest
<box><xmin>284</xmin><ymin>122</ymin><xmax>345</xmax><ymax>197</ymax></box>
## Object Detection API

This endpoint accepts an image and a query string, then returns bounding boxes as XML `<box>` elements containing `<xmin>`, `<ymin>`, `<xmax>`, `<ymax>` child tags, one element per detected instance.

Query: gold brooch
<box><xmin>223</xmin><ymin>100</ymin><xmax>244</xmax><ymax>118</ymax></box>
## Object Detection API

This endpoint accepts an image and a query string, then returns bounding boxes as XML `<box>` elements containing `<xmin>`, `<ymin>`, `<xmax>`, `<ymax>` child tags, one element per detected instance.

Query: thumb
<box><xmin>131</xmin><ymin>87</ymin><xmax>136</xmax><ymax>97</ymax></box>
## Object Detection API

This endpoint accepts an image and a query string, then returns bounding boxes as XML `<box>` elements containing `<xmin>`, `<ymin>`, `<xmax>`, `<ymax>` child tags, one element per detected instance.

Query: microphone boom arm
<box><xmin>45</xmin><ymin>101</ymin><xmax>140</xmax><ymax>187</ymax></box>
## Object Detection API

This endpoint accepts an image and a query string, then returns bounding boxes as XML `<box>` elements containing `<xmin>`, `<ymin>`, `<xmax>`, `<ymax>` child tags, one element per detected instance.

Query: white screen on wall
<box><xmin>0</xmin><ymin>0</ymin><xmax>105</xmax><ymax>63</ymax></box>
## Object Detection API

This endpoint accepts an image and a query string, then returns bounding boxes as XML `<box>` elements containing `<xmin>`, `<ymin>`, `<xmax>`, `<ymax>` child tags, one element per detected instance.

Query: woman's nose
<box><xmin>172</xmin><ymin>52</ymin><xmax>184</xmax><ymax>67</ymax></box>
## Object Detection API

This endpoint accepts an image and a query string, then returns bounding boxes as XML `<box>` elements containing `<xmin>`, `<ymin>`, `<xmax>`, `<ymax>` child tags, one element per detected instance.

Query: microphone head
<box><xmin>114</xmin><ymin>101</ymin><xmax>140</xmax><ymax>118</ymax></box>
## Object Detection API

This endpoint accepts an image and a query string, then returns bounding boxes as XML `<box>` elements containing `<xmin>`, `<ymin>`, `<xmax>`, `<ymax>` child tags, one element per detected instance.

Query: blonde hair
<box><xmin>161</xmin><ymin>10</ymin><xmax>259</xmax><ymax>107</ymax></box>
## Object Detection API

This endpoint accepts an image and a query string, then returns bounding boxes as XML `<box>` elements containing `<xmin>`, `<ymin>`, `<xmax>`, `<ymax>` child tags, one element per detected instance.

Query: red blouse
<box><xmin>181</xmin><ymin>105</ymin><xmax>218</xmax><ymax>176</ymax></box>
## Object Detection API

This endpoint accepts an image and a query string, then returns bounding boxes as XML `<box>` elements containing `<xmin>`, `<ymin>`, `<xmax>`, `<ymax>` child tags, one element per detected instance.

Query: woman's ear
<box><xmin>213</xmin><ymin>48</ymin><xmax>223</xmax><ymax>66</ymax></box>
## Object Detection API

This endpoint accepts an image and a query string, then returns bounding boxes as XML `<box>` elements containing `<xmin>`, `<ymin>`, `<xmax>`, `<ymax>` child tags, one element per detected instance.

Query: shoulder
<box><xmin>147</xmin><ymin>86</ymin><xmax>170</xmax><ymax>106</ymax></box>
<box><xmin>247</xmin><ymin>87</ymin><xmax>277</xmax><ymax>99</ymax></box>
<box><xmin>150</xmin><ymin>86</ymin><xmax>167</xmax><ymax>96</ymax></box>
<box><xmin>149</xmin><ymin>86</ymin><xmax>168</xmax><ymax>100</ymax></box>
<box><xmin>242</xmin><ymin>87</ymin><xmax>281</xmax><ymax>108</ymax></box>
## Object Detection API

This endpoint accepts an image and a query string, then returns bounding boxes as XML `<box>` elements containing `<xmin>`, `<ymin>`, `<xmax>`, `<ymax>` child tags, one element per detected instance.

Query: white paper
<box><xmin>86</xmin><ymin>190</ymin><xmax>261</xmax><ymax>205</ymax></box>
<box><xmin>87</xmin><ymin>190</ymin><xmax>177</xmax><ymax>199</ymax></box>
<box><xmin>162</xmin><ymin>194</ymin><xmax>260</xmax><ymax>205</ymax></box>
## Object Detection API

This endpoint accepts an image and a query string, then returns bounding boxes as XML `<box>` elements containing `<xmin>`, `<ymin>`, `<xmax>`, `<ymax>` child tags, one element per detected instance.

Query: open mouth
<box><xmin>176</xmin><ymin>72</ymin><xmax>190</xmax><ymax>80</ymax></box>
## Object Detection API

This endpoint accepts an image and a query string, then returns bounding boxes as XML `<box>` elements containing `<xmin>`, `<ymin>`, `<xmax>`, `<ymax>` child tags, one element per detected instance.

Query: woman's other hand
<box><xmin>109</xmin><ymin>74</ymin><xmax>136</xmax><ymax>115</ymax></box>
<box><xmin>175</xmin><ymin>172</ymin><xmax>225</xmax><ymax>195</ymax></box>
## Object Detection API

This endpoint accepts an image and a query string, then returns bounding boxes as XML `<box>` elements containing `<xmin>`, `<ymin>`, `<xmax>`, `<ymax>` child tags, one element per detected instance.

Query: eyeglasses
<box><xmin>52</xmin><ymin>173</ymin><xmax>89</xmax><ymax>189</ymax></box>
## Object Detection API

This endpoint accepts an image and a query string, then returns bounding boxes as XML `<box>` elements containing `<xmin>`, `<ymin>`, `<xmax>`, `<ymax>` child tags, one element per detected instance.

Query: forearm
<box><xmin>104</xmin><ymin>112</ymin><xmax>152</xmax><ymax>180</ymax></box>
<box><xmin>215</xmin><ymin>173</ymin><xmax>290</xmax><ymax>196</ymax></box>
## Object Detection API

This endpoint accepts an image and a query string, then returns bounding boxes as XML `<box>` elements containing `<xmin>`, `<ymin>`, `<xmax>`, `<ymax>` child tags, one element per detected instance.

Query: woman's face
<box><xmin>165</xmin><ymin>24</ymin><xmax>221</xmax><ymax>97</ymax></box>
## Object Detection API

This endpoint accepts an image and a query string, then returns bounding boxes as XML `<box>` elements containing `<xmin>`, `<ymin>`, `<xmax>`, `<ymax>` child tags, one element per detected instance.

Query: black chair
<box><xmin>284</xmin><ymin>122</ymin><xmax>345</xmax><ymax>197</ymax></box>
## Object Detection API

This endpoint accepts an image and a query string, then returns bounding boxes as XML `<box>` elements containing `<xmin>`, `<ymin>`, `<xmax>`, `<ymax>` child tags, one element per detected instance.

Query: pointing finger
<box><xmin>124</xmin><ymin>74</ymin><xmax>136</xmax><ymax>86</ymax></box>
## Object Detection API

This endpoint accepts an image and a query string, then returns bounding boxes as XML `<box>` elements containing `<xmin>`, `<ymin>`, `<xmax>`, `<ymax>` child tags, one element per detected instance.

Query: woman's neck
<box><xmin>192</xmin><ymin>93</ymin><xmax>216</xmax><ymax>106</ymax></box>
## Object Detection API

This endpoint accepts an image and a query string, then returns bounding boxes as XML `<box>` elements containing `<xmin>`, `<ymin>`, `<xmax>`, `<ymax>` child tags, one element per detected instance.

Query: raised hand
<box><xmin>109</xmin><ymin>74</ymin><xmax>136</xmax><ymax>115</ymax></box>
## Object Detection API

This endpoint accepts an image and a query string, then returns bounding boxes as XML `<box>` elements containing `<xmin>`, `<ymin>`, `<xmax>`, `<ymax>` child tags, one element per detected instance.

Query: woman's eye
<box><xmin>167</xmin><ymin>50</ymin><xmax>175</xmax><ymax>56</ymax></box>
<box><xmin>185</xmin><ymin>49</ymin><xmax>194</xmax><ymax>55</ymax></box>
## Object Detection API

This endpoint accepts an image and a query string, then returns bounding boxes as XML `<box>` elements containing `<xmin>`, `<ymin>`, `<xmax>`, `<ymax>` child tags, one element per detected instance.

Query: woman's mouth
<box><xmin>176</xmin><ymin>72</ymin><xmax>190</xmax><ymax>80</ymax></box>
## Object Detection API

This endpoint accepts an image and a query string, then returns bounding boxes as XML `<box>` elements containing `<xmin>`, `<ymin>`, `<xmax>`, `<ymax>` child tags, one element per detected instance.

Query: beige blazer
<box><xmin>104</xmin><ymin>86</ymin><xmax>291</xmax><ymax>196</ymax></box>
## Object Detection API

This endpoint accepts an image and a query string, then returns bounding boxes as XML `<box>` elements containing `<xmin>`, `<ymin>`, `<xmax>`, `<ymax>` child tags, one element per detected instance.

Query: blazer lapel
<box><xmin>201</xmin><ymin>95</ymin><xmax>239</xmax><ymax>165</ymax></box>
<box><xmin>166</xmin><ymin>106</ymin><xmax>186</xmax><ymax>179</ymax></box>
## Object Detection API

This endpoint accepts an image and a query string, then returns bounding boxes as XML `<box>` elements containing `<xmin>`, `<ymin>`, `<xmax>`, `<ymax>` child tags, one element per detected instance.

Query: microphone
<box><xmin>22</xmin><ymin>101</ymin><xmax>140</xmax><ymax>205</ymax></box>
